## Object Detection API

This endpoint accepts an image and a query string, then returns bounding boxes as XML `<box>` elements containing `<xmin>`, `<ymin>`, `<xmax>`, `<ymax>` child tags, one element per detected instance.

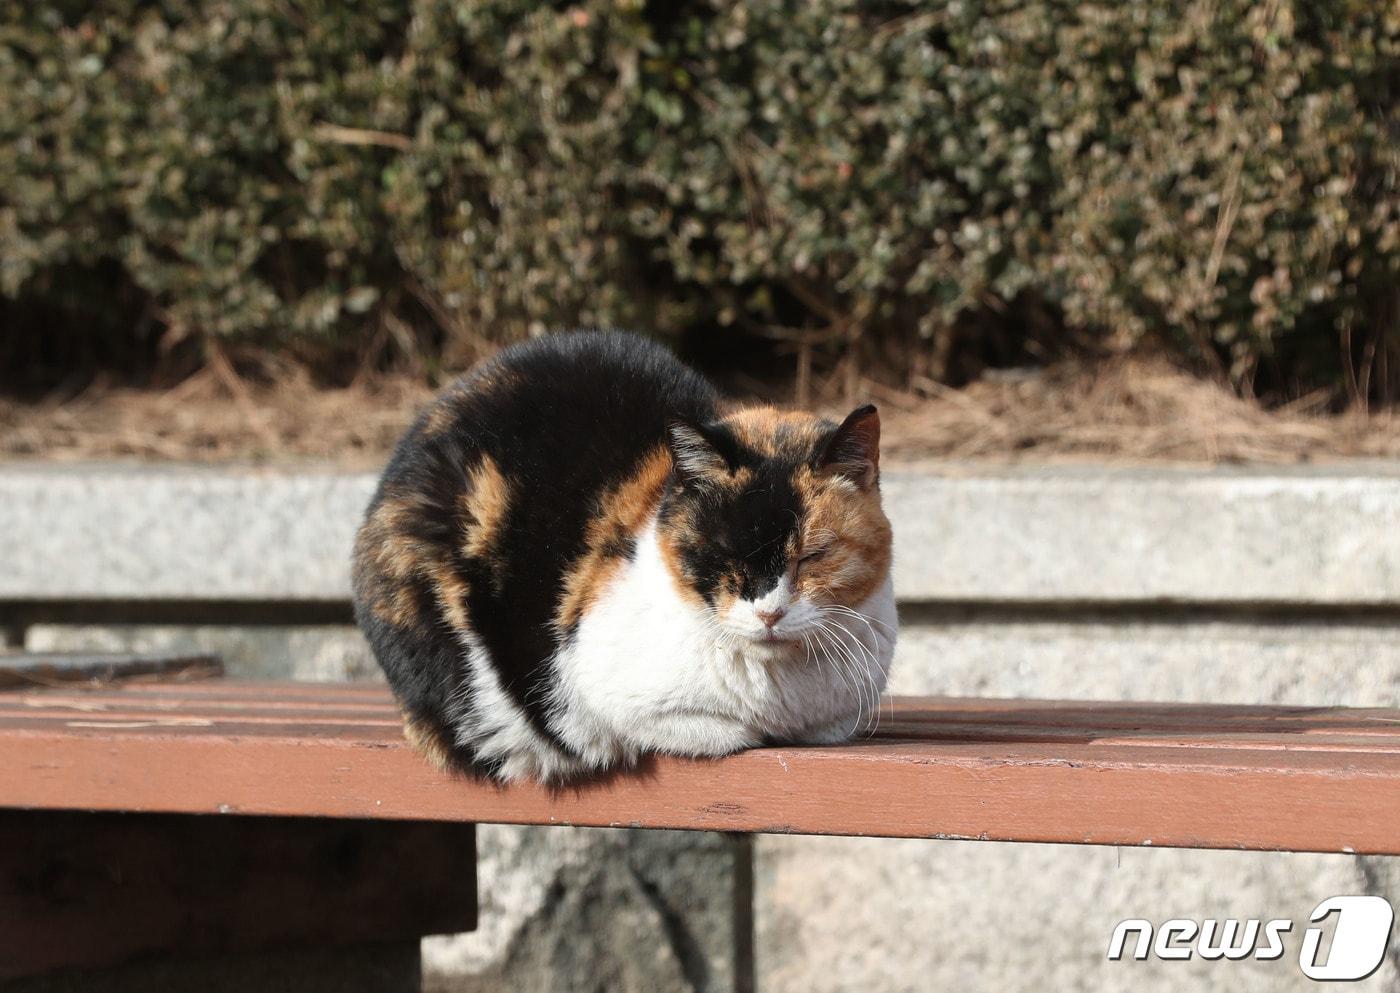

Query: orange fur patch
<box><xmin>655</xmin><ymin>509</ymin><xmax>709</xmax><ymax>608</ymax></box>
<box><xmin>557</xmin><ymin>446</ymin><xmax>673</xmax><ymax>629</ymax></box>
<box><xmin>707</xmin><ymin>569</ymin><xmax>745</xmax><ymax>617</ymax></box>
<box><xmin>354</xmin><ymin>489</ymin><xmax>439</xmax><ymax>627</ymax></box>
<box><xmin>723</xmin><ymin>406</ymin><xmax>825</xmax><ymax>457</ymax></box>
<box><xmin>355</xmin><ymin>482</ymin><xmax>480</xmax><ymax>633</ymax></box>
<box><xmin>459</xmin><ymin>455</ymin><xmax>510</xmax><ymax>590</ymax></box>
<box><xmin>403</xmin><ymin>714</ymin><xmax>454</xmax><ymax>770</ymax></box>
<box><xmin>428</xmin><ymin>560</ymin><xmax>473</xmax><ymax>633</ymax></box>
<box><xmin>793</xmin><ymin>466</ymin><xmax>892</xmax><ymax>607</ymax></box>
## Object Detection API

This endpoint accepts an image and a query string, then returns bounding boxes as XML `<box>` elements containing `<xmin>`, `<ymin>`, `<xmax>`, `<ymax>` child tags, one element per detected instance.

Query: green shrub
<box><xmin>2</xmin><ymin>0</ymin><xmax>1396</xmax><ymax>397</ymax></box>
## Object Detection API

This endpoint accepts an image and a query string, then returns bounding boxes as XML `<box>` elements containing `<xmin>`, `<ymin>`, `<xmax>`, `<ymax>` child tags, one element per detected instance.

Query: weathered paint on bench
<box><xmin>3</xmin><ymin>681</ymin><xmax>1398</xmax><ymax>855</ymax></box>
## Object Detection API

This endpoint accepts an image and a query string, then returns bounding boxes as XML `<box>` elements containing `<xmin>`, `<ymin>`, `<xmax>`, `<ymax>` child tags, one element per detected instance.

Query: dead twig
<box><xmin>312</xmin><ymin>122</ymin><xmax>413</xmax><ymax>152</ymax></box>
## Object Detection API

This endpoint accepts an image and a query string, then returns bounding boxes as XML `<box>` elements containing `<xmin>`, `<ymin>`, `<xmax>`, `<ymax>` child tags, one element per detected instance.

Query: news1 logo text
<box><xmin>1109</xmin><ymin>896</ymin><xmax>1394</xmax><ymax>982</ymax></box>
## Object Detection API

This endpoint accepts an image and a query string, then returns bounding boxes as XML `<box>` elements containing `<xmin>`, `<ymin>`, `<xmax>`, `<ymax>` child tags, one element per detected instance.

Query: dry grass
<box><xmin>0</xmin><ymin>365</ymin><xmax>434</xmax><ymax>467</ymax></box>
<box><xmin>866</xmin><ymin>359</ymin><xmax>1400</xmax><ymax>465</ymax></box>
<box><xmin>3</xmin><ymin>357</ymin><xmax>1398</xmax><ymax>467</ymax></box>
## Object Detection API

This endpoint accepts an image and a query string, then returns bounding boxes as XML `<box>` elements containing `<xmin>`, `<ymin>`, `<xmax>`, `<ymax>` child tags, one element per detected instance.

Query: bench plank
<box><xmin>2</xmin><ymin>682</ymin><xmax>1398</xmax><ymax>855</ymax></box>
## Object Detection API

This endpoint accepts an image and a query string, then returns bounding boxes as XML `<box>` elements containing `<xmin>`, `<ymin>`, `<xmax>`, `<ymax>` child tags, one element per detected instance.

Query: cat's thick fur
<box><xmin>353</xmin><ymin>331</ymin><xmax>896</xmax><ymax>782</ymax></box>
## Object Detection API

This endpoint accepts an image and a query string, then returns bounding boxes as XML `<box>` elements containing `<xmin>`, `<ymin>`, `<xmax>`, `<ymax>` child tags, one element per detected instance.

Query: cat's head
<box><xmin>657</xmin><ymin>404</ymin><xmax>892</xmax><ymax>644</ymax></box>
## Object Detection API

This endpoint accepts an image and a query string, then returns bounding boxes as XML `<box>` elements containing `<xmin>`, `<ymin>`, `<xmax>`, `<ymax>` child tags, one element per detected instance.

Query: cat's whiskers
<box><xmin>812</xmin><ymin>597</ymin><xmax>895</xmax><ymax>736</ymax></box>
<box><xmin>811</xmin><ymin>621</ymin><xmax>870</xmax><ymax>739</ymax></box>
<box><xmin>807</xmin><ymin>625</ymin><xmax>857</xmax><ymax>727</ymax></box>
<box><xmin>828</xmin><ymin>621</ymin><xmax>878</xmax><ymax>738</ymax></box>
<box><xmin>800</xmin><ymin>629</ymin><xmax>832</xmax><ymax>699</ymax></box>
<box><xmin>816</xmin><ymin>608</ymin><xmax>883</xmax><ymax>668</ymax></box>
<box><xmin>814</xmin><ymin>613</ymin><xmax>885</xmax><ymax>738</ymax></box>
<box><xmin>825</xmin><ymin>603</ymin><xmax>896</xmax><ymax>639</ymax></box>
<box><xmin>843</xmin><ymin>619</ymin><xmax>890</xmax><ymax>738</ymax></box>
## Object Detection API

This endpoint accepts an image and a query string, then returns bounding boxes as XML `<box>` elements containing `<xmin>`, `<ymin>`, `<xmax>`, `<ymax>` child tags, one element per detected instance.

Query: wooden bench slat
<box><xmin>4</xmin><ymin>711</ymin><xmax>1399</xmax><ymax>754</ymax></box>
<box><xmin>84</xmin><ymin>680</ymin><xmax>397</xmax><ymax>699</ymax></box>
<box><xmin>7</xmin><ymin>713</ymin><xmax>1400</xmax><ymax>761</ymax></box>
<box><xmin>883</xmin><ymin>697</ymin><xmax>1400</xmax><ymax>726</ymax></box>
<box><xmin>0</xmin><ymin>700</ymin><xmax>401</xmax><ymax>720</ymax></box>
<box><xmin>14</xmin><ymin>682</ymin><xmax>1400</xmax><ymax>728</ymax></box>
<box><xmin>6</xmin><ymin>690</ymin><xmax>1400</xmax><ymax>747</ymax></box>
<box><xmin>0</xmin><ymin>691</ymin><xmax>400</xmax><ymax>713</ymax></box>
<box><xmin>9</xmin><ymin>688</ymin><xmax>1400</xmax><ymax>749</ymax></box>
<box><xmin>3</xmin><ymin>682</ymin><xmax>1398</xmax><ymax>855</ymax></box>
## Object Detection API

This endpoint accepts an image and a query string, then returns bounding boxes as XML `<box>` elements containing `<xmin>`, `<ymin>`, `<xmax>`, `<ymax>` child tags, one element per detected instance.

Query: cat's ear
<box><xmin>666</xmin><ymin>419</ymin><xmax>733</xmax><ymax>485</ymax></box>
<box><xmin>818</xmin><ymin>404</ymin><xmax>880</xmax><ymax>489</ymax></box>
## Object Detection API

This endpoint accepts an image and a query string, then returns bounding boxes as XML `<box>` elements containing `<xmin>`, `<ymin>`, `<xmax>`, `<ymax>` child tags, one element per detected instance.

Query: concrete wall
<box><xmin>4</xmin><ymin>463</ymin><xmax>1399</xmax><ymax>992</ymax></box>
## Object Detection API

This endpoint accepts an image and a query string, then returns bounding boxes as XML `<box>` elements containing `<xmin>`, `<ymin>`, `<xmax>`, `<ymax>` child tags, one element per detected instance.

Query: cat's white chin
<box><xmin>744</xmin><ymin>640</ymin><xmax>808</xmax><ymax>667</ymax></box>
<box><xmin>734</xmin><ymin>629</ymin><xmax>805</xmax><ymax>651</ymax></box>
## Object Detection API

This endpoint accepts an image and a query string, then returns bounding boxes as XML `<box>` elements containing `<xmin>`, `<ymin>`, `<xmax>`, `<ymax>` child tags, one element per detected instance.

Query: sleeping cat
<box><xmin>352</xmin><ymin>330</ymin><xmax>896</xmax><ymax>782</ymax></box>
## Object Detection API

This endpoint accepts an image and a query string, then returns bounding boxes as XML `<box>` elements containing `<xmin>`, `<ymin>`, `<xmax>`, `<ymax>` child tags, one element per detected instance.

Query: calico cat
<box><xmin>352</xmin><ymin>330</ymin><xmax>896</xmax><ymax>782</ymax></box>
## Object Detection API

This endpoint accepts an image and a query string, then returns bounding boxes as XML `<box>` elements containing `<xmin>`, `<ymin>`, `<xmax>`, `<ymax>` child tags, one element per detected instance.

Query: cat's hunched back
<box><xmin>353</xmin><ymin>330</ymin><xmax>896</xmax><ymax>782</ymax></box>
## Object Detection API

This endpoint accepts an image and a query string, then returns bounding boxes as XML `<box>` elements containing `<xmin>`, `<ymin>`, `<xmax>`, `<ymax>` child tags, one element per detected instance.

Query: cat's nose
<box><xmin>756</xmin><ymin>608</ymin><xmax>786</xmax><ymax>629</ymax></box>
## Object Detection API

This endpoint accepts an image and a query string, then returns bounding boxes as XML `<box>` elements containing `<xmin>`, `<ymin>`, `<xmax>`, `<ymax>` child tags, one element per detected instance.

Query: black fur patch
<box><xmin>659</xmin><ymin>425</ymin><xmax>806</xmax><ymax>604</ymax></box>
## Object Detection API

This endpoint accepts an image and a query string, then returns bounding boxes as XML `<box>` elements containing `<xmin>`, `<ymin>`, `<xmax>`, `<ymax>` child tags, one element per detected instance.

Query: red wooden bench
<box><xmin>4</xmin><ymin>677</ymin><xmax>1399</xmax><ymax>981</ymax></box>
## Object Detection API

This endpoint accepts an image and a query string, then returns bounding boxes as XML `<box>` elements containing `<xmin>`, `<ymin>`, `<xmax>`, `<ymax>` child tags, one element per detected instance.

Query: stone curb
<box><xmin>2</xmin><ymin>462</ymin><xmax>1397</xmax><ymax>605</ymax></box>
